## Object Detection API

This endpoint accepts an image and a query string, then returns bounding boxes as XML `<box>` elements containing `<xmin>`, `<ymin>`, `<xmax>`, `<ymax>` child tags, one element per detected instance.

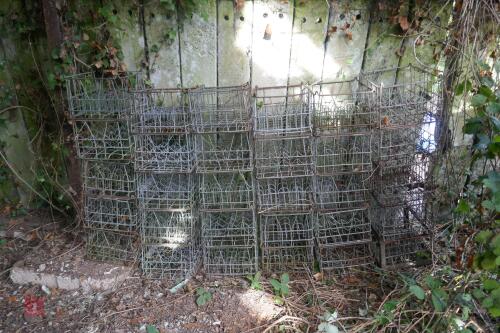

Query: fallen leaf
<box><xmin>313</xmin><ymin>272</ymin><xmax>324</xmax><ymax>281</ymax></box>
<box><xmin>83</xmin><ymin>33</ymin><xmax>89</xmax><ymax>41</ymax></box>
<box><xmin>382</xmin><ymin>116</ymin><xmax>390</xmax><ymax>126</ymax></box>
<box><xmin>345</xmin><ymin>31</ymin><xmax>353</xmax><ymax>40</ymax></box>
<box><xmin>327</xmin><ymin>26</ymin><xmax>337</xmax><ymax>36</ymax></box>
<box><xmin>8</xmin><ymin>295</ymin><xmax>17</xmax><ymax>303</ymax></box>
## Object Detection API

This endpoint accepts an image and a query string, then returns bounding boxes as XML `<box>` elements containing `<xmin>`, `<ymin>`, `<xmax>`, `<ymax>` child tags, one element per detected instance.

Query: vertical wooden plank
<box><xmin>287</xmin><ymin>0</ymin><xmax>328</xmax><ymax>84</ymax></box>
<box><xmin>112</xmin><ymin>4</ymin><xmax>145</xmax><ymax>72</ymax></box>
<box><xmin>218</xmin><ymin>0</ymin><xmax>253</xmax><ymax>86</ymax></box>
<box><xmin>145</xmin><ymin>5</ymin><xmax>182</xmax><ymax>88</ymax></box>
<box><xmin>322</xmin><ymin>0</ymin><xmax>370</xmax><ymax>81</ymax></box>
<box><xmin>361</xmin><ymin>4</ymin><xmax>404</xmax><ymax>85</ymax></box>
<box><xmin>251</xmin><ymin>0</ymin><xmax>294</xmax><ymax>88</ymax></box>
<box><xmin>180</xmin><ymin>0</ymin><xmax>217</xmax><ymax>87</ymax></box>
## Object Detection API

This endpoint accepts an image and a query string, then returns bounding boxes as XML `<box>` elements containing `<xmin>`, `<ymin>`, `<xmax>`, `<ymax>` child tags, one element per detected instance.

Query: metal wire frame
<box><xmin>314</xmin><ymin>134</ymin><xmax>372</xmax><ymax>175</ymax></box>
<box><xmin>316</xmin><ymin>208</ymin><xmax>372</xmax><ymax>246</ymax></box>
<box><xmin>204</xmin><ymin>247</ymin><xmax>257</xmax><ymax>276</ymax></box>
<box><xmin>140</xmin><ymin>210</ymin><xmax>196</xmax><ymax>248</ymax></box>
<box><xmin>134</xmin><ymin>133</ymin><xmax>195</xmax><ymax>173</ymax></box>
<box><xmin>200</xmin><ymin>172</ymin><xmax>253</xmax><ymax>211</ymax></box>
<box><xmin>369</xmin><ymin>189</ymin><xmax>433</xmax><ymax>240</ymax></box>
<box><xmin>254</xmin><ymin>84</ymin><xmax>312</xmax><ymax>137</ymax></box>
<box><xmin>84</xmin><ymin>196</ymin><xmax>136</xmax><ymax>231</ymax></box>
<box><xmin>136</xmin><ymin>173</ymin><xmax>196</xmax><ymax>211</ymax></box>
<box><xmin>195</xmin><ymin>132</ymin><xmax>252</xmax><ymax>173</ymax></box>
<box><xmin>131</xmin><ymin>88</ymin><xmax>190</xmax><ymax>134</ymax></box>
<box><xmin>190</xmin><ymin>83</ymin><xmax>252</xmax><ymax>133</ymax></box>
<box><xmin>257</xmin><ymin>177</ymin><xmax>313</xmax><ymax>214</ymax></box>
<box><xmin>254</xmin><ymin>136</ymin><xmax>314</xmax><ymax>179</ymax></box>
<box><xmin>85</xmin><ymin>228</ymin><xmax>137</xmax><ymax>262</ymax></box>
<box><xmin>260</xmin><ymin>213</ymin><xmax>314</xmax><ymax>249</ymax></box>
<box><xmin>315</xmin><ymin>174</ymin><xmax>370</xmax><ymax>212</ymax></box>
<box><xmin>261</xmin><ymin>246</ymin><xmax>314</xmax><ymax>272</ymax></box>
<box><xmin>140</xmin><ymin>210</ymin><xmax>199</xmax><ymax>279</ymax></box>
<box><xmin>311</xmin><ymin>79</ymin><xmax>377</xmax><ymax>135</ymax></box>
<box><xmin>83</xmin><ymin>160</ymin><xmax>135</xmax><ymax>198</ymax></box>
<box><xmin>372</xmin><ymin>234</ymin><xmax>432</xmax><ymax>268</ymax></box>
<box><xmin>66</xmin><ymin>71</ymin><xmax>143</xmax><ymax>120</ymax></box>
<box><xmin>141</xmin><ymin>244</ymin><xmax>199</xmax><ymax>280</ymax></box>
<box><xmin>317</xmin><ymin>242</ymin><xmax>373</xmax><ymax>272</ymax></box>
<box><xmin>73</xmin><ymin>119</ymin><xmax>133</xmax><ymax>161</ymax></box>
<box><xmin>201</xmin><ymin>210</ymin><xmax>256</xmax><ymax>248</ymax></box>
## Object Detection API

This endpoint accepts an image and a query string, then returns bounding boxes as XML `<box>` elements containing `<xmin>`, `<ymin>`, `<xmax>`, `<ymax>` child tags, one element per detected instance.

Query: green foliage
<box><xmin>246</xmin><ymin>271</ymin><xmax>263</xmax><ymax>291</ymax></box>
<box><xmin>146</xmin><ymin>324</ymin><xmax>159</xmax><ymax>333</ymax></box>
<box><xmin>270</xmin><ymin>273</ymin><xmax>290</xmax><ymax>305</ymax></box>
<box><xmin>195</xmin><ymin>287</ymin><xmax>212</xmax><ymax>307</ymax></box>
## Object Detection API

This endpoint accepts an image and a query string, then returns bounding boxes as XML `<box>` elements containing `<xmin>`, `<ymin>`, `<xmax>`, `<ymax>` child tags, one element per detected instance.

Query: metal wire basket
<box><xmin>317</xmin><ymin>242</ymin><xmax>373</xmax><ymax>272</ymax></box>
<box><xmin>83</xmin><ymin>161</ymin><xmax>135</xmax><ymax>198</ymax></box>
<box><xmin>254</xmin><ymin>85</ymin><xmax>312</xmax><ymax>137</ymax></box>
<box><xmin>66</xmin><ymin>71</ymin><xmax>143</xmax><ymax>119</ymax></box>
<box><xmin>201</xmin><ymin>211</ymin><xmax>256</xmax><ymax>248</ymax></box>
<box><xmin>73</xmin><ymin>119</ymin><xmax>133</xmax><ymax>160</ymax></box>
<box><xmin>200</xmin><ymin>173</ymin><xmax>253</xmax><ymax>211</ymax></box>
<box><xmin>131</xmin><ymin>88</ymin><xmax>190</xmax><ymax>134</ymax></box>
<box><xmin>204</xmin><ymin>247</ymin><xmax>257</xmax><ymax>276</ymax></box>
<box><xmin>134</xmin><ymin>133</ymin><xmax>195</xmax><ymax>173</ymax></box>
<box><xmin>140</xmin><ymin>210</ymin><xmax>196</xmax><ymax>248</ymax></box>
<box><xmin>85</xmin><ymin>228</ymin><xmax>137</xmax><ymax>262</ymax></box>
<box><xmin>84</xmin><ymin>196</ymin><xmax>136</xmax><ymax>231</ymax></box>
<box><xmin>311</xmin><ymin>79</ymin><xmax>376</xmax><ymax>135</ymax></box>
<box><xmin>315</xmin><ymin>174</ymin><xmax>369</xmax><ymax>212</ymax></box>
<box><xmin>195</xmin><ymin>132</ymin><xmax>252</xmax><ymax>173</ymax></box>
<box><xmin>255</xmin><ymin>136</ymin><xmax>314</xmax><ymax>179</ymax></box>
<box><xmin>314</xmin><ymin>134</ymin><xmax>372</xmax><ymax>175</ymax></box>
<box><xmin>372</xmin><ymin>234</ymin><xmax>432</xmax><ymax>268</ymax></box>
<box><xmin>141</xmin><ymin>244</ymin><xmax>199</xmax><ymax>280</ymax></box>
<box><xmin>316</xmin><ymin>208</ymin><xmax>371</xmax><ymax>246</ymax></box>
<box><xmin>191</xmin><ymin>84</ymin><xmax>251</xmax><ymax>133</ymax></box>
<box><xmin>257</xmin><ymin>177</ymin><xmax>313</xmax><ymax>214</ymax></box>
<box><xmin>136</xmin><ymin>173</ymin><xmax>195</xmax><ymax>211</ymax></box>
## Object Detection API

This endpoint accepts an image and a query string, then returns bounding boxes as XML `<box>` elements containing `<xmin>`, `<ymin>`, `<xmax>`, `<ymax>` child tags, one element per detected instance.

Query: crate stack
<box><xmin>312</xmin><ymin>79</ymin><xmax>377</xmax><ymax>273</ymax></box>
<box><xmin>364</xmin><ymin>65</ymin><xmax>441</xmax><ymax>268</ymax></box>
<box><xmin>66</xmin><ymin>72</ymin><xmax>141</xmax><ymax>262</ymax></box>
<box><xmin>131</xmin><ymin>88</ymin><xmax>199</xmax><ymax>279</ymax></box>
<box><xmin>191</xmin><ymin>84</ymin><xmax>257</xmax><ymax>276</ymax></box>
<box><xmin>254</xmin><ymin>85</ymin><xmax>315</xmax><ymax>272</ymax></box>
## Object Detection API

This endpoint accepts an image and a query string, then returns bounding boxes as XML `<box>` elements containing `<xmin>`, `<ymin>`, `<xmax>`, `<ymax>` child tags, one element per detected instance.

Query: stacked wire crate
<box><xmin>191</xmin><ymin>84</ymin><xmax>258</xmax><ymax>276</ymax></box>
<box><xmin>131</xmin><ymin>88</ymin><xmax>199</xmax><ymax>279</ymax></box>
<box><xmin>364</xmin><ymin>66</ymin><xmax>441</xmax><ymax>268</ymax></box>
<box><xmin>254</xmin><ymin>85</ymin><xmax>315</xmax><ymax>272</ymax></box>
<box><xmin>66</xmin><ymin>72</ymin><xmax>140</xmax><ymax>262</ymax></box>
<box><xmin>312</xmin><ymin>80</ymin><xmax>376</xmax><ymax>273</ymax></box>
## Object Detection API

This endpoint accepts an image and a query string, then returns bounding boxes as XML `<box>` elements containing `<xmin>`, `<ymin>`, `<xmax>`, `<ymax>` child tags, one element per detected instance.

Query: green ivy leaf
<box><xmin>487</xmin><ymin>102</ymin><xmax>500</xmax><ymax>114</ymax></box>
<box><xmin>281</xmin><ymin>273</ymin><xmax>290</xmax><ymax>285</ymax></box>
<box><xmin>471</xmin><ymin>94</ymin><xmax>488</xmax><ymax>107</ymax></box>
<box><xmin>455</xmin><ymin>199</ymin><xmax>470</xmax><ymax>214</ymax></box>
<box><xmin>409</xmin><ymin>285</ymin><xmax>426</xmax><ymax>300</ymax></box>
<box><xmin>431</xmin><ymin>289</ymin><xmax>448</xmax><ymax>312</ymax></box>
<box><xmin>146</xmin><ymin>325</ymin><xmax>160</xmax><ymax>333</ymax></box>
<box><xmin>270</xmin><ymin>279</ymin><xmax>281</xmax><ymax>292</ymax></box>
<box><xmin>482</xmin><ymin>296</ymin><xmax>494</xmax><ymax>308</ymax></box>
<box><xmin>483</xmin><ymin>279</ymin><xmax>500</xmax><ymax>291</ymax></box>
<box><xmin>383</xmin><ymin>300</ymin><xmax>398</xmax><ymax>312</ymax></box>
<box><xmin>424</xmin><ymin>276</ymin><xmax>442</xmax><ymax>289</ymax></box>
<box><xmin>455</xmin><ymin>80</ymin><xmax>472</xmax><ymax>95</ymax></box>
<box><xmin>475</xmin><ymin>230</ymin><xmax>494</xmax><ymax>244</ymax></box>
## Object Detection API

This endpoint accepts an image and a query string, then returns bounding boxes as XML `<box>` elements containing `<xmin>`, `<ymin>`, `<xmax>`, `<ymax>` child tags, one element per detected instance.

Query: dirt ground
<box><xmin>0</xmin><ymin>211</ymin><xmax>389</xmax><ymax>333</ymax></box>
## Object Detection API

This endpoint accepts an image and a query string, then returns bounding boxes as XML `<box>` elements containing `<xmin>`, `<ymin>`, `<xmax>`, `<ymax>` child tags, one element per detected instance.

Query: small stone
<box><xmin>39</xmin><ymin>264</ymin><xmax>46</xmax><ymax>272</ymax></box>
<box><xmin>41</xmin><ymin>285</ymin><xmax>51</xmax><ymax>295</ymax></box>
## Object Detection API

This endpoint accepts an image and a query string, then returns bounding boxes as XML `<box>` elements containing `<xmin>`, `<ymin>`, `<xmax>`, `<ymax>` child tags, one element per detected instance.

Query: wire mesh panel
<box><xmin>86</xmin><ymin>228</ymin><xmax>137</xmax><ymax>262</ymax></box>
<box><xmin>202</xmin><ymin>210</ymin><xmax>257</xmax><ymax>275</ymax></box>
<box><xmin>132</xmin><ymin>88</ymin><xmax>190</xmax><ymax>134</ymax></box>
<box><xmin>312</xmin><ymin>79</ymin><xmax>376</xmax><ymax>135</ymax></box>
<box><xmin>195</xmin><ymin>132</ymin><xmax>252</xmax><ymax>172</ymax></box>
<box><xmin>83</xmin><ymin>161</ymin><xmax>135</xmax><ymax>197</ymax></box>
<box><xmin>255</xmin><ymin>137</ymin><xmax>314</xmax><ymax>178</ymax></box>
<box><xmin>373</xmin><ymin>235</ymin><xmax>432</xmax><ymax>268</ymax></box>
<box><xmin>73</xmin><ymin>119</ymin><xmax>132</xmax><ymax>160</ymax></box>
<box><xmin>254</xmin><ymin>85</ymin><xmax>312</xmax><ymax>137</ymax></box>
<box><xmin>137</xmin><ymin>173</ymin><xmax>195</xmax><ymax>211</ymax></box>
<box><xmin>257</xmin><ymin>177</ymin><xmax>313</xmax><ymax>214</ymax></box>
<box><xmin>190</xmin><ymin>84</ymin><xmax>251</xmax><ymax>133</ymax></box>
<box><xmin>316</xmin><ymin>209</ymin><xmax>371</xmax><ymax>246</ymax></box>
<box><xmin>260</xmin><ymin>213</ymin><xmax>314</xmax><ymax>271</ymax></box>
<box><xmin>204</xmin><ymin>247</ymin><xmax>256</xmax><ymax>276</ymax></box>
<box><xmin>200</xmin><ymin>173</ymin><xmax>253</xmax><ymax>211</ymax></box>
<box><xmin>66</xmin><ymin>72</ymin><xmax>142</xmax><ymax>119</ymax></box>
<box><xmin>314</xmin><ymin>134</ymin><xmax>372</xmax><ymax>175</ymax></box>
<box><xmin>84</xmin><ymin>196</ymin><xmax>136</xmax><ymax>231</ymax></box>
<box><xmin>315</xmin><ymin>174</ymin><xmax>369</xmax><ymax>212</ymax></box>
<box><xmin>134</xmin><ymin>134</ymin><xmax>195</xmax><ymax>173</ymax></box>
<box><xmin>318</xmin><ymin>242</ymin><xmax>373</xmax><ymax>272</ymax></box>
<box><xmin>141</xmin><ymin>210</ymin><xmax>199</xmax><ymax>279</ymax></box>
<box><xmin>202</xmin><ymin>211</ymin><xmax>256</xmax><ymax>248</ymax></box>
